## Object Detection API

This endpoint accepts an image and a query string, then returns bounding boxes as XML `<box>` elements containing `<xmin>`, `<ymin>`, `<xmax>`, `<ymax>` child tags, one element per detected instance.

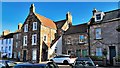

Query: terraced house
<box><xmin>62</xmin><ymin>23</ymin><xmax>88</xmax><ymax>57</ymax></box>
<box><xmin>89</xmin><ymin>9</ymin><xmax>120</xmax><ymax>64</ymax></box>
<box><xmin>20</xmin><ymin>4</ymin><xmax>57</xmax><ymax>63</ymax></box>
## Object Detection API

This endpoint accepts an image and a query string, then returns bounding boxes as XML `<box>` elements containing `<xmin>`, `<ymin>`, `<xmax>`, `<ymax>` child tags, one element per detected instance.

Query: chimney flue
<box><xmin>18</xmin><ymin>23</ymin><xmax>22</xmax><ymax>30</ymax></box>
<box><xmin>30</xmin><ymin>4</ymin><xmax>35</xmax><ymax>13</ymax></box>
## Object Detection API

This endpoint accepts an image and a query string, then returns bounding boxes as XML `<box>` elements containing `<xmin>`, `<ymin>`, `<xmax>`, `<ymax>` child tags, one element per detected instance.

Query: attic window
<box><xmin>96</xmin><ymin>14</ymin><xmax>101</xmax><ymax>20</ymax></box>
<box><xmin>95</xmin><ymin>12</ymin><xmax>104</xmax><ymax>22</ymax></box>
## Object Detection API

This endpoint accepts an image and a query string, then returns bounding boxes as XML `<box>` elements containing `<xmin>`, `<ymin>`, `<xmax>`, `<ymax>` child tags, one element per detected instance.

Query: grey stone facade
<box><xmin>62</xmin><ymin>23</ymin><xmax>89</xmax><ymax>57</ymax></box>
<box><xmin>89</xmin><ymin>9</ymin><xmax>120</xmax><ymax>64</ymax></box>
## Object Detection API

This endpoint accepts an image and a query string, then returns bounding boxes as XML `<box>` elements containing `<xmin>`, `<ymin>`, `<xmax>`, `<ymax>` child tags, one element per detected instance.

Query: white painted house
<box><xmin>0</xmin><ymin>36</ymin><xmax>13</xmax><ymax>58</ymax></box>
<box><xmin>48</xmin><ymin>36</ymin><xmax>62</xmax><ymax>57</ymax></box>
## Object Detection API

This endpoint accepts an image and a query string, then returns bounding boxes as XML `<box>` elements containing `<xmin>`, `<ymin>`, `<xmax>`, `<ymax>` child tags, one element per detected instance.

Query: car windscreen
<box><xmin>75</xmin><ymin>60</ymin><xmax>94</xmax><ymax>66</ymax></box>
<box><xmin>14</xmin><ymin>65</ymin><xmax>47</xmax><ymax>68</ymax></box>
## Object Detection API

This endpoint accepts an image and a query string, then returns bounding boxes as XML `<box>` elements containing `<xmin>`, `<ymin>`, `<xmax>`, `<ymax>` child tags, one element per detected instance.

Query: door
<box><xmin>82</xmin><ymin>49</ymin><xmax>87</xmax><ymax>57</ymax></box>
<box><xmin>23</xmin><ymin>50</ymin><xmax>27</xmax><ymax>62</ymax></box>
<box><xmin>109</xmin><ymin>46</ymin><xmax>116</xmax><ymax>65</ymax></box>
<box><xmin>76</xmin><ymin>49</ymin><xmax>81</xmax><ymax>57</ymax></box>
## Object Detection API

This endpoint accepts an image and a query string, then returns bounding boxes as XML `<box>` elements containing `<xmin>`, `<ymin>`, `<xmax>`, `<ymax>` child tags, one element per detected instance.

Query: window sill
<box><xmin>94</xmin><ymin>38</ymin><xmax>103</xmax><ymax>40</ymax></box>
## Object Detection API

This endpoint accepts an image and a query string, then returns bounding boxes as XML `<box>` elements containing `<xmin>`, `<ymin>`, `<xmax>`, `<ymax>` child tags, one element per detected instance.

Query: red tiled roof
<box><xmin>35</xmin><ymin>13</ymin><xmax>57</xmax><ymax>29</ymax></box>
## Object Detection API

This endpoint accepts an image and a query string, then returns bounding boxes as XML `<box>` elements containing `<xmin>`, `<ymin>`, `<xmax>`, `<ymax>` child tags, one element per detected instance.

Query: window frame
<box><xmin>24</xmin><ymin>24</ymin><xmax>28</xmax><ymax>32</ymax></box>
<box><xmin>95</xmin><ymin>28</ymin><xmax>102</xmax><ymax>40</ymax></box>
<box><xmin>43</xmin><ymin>35</ymin><xmax>47</xmax><ymax>42</ymax></box>
<box><xmin>32</xmin><ymin>34</ymin><xmax>37</xmax><ymax>45</ymax></box>
<box><xmin>79</xmin><ymin>35</ymin><xmax>85</xmax><ymax>43</ymax></box>
<box><xmin>33</xmin><ymin>22</ymin><xmax>37</xmax><ymax>30</ymax></box>
<box><xmin>96</xmin><ymin>48</ymin><xmax>102</xmax><ymax>56</ymax></box>
<box><xmin>23</xmin><ymin>36</ymin><xmax>27</xmax><ymax>46</ymax></box>
<box><xmin>32</xmin><ymin>49</ymin><xmax>37</xmax><ymax>60</ymax></box>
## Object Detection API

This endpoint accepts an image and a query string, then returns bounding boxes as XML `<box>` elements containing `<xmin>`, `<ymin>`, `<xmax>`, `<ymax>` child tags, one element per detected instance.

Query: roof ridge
<box><xmin>104</xmin><ymin>9</ymin><xmax>120</xmax><ymax>13</ymax></box>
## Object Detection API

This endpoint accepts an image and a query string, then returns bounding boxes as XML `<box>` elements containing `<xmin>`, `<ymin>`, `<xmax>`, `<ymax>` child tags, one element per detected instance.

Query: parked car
<box><xmin>0</xmin><ymin>60</ymin><xmax>16</xmax><ymax>68</ymax></box>
<box><xmin>50</xmin><ymin>55</ymin><xmax>76</xmax><ymax>64</ymax></box>
<box><xmin>14</xmin><ymin>61</ymin><xmax>59</xmax><ymax>68</ymax></box>
<box><xmin>73</xmin><ymin>57</ymin><xmax>96</xmax><ymax>68</ymax></box>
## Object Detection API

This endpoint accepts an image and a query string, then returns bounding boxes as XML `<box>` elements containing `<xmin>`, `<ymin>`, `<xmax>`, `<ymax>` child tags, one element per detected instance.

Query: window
<box><xmin>79</xmin><ymin>35</ymin><xmax>85</xmax><ymax>43</ymax></box>
<box><xmin>1</xmin><ymin>47</ymin><xmax>3</xmax><ymax>52</ymax></box>
<box><xmin>43</xmin><ymin>35</ymin><xmax>47</xmax><ymax>42</ymax></box>
<box><xmin>8</xmin><ymin>53</ymin><xmax>11</xmax><ymax>58</ymax></box>
<box><xmin>95</xmin><ymin>12</ymin><xmax>104</xmax><ymax>22</ymax></box>
<box><xmin>14</xmin><ymin>52</ymin><xmax>16</xmax><ymax>58</ymax></box>
<box><xmin>6</xmin><ymin>39</ymin><xmax>8</xmax><ymax>44</ymax></box>
<box><xmin>33</xmin><ymin>22</ymin><xmax>37</xmax><ymax>30</ymax></box>
<box><xmin>96</xmin><ymin>14</ymin><xmax>101</xmax><ymax>20</ymax></box>
<box><xmin>32</xmin><ymin>49</ymin><xmax>37</xmax><ymax>60</ymax></box>
<box><xmin>23</xmin><ymin>36</ymin><xmax>27</xmax><ymax>46</ymax></box>
<box><xmin>96</xmin><ymin>48</ymin><xmax>102</xmax><ymax>56</ymax></box>
<box><xmin>9</xmin><ymin>46</ymin><xmax>11</xmax><ymax>51</ymax></box>
<box><xmin>67</xmin><ymin>38</ymin><xmax>71</xmax><ymax>44</ymax></box>
<box><xmin>16</xmin><ymin>42</ymin><xmax>18</xmax><ymax>48</ymax></box>
<box><xmin>95</xmin><ymin>28</ymin><xmax>102</xmax><ymax>39</ymax></box>
<box><xmin>9</xmin><ymin>39</ymin><xmax>11</xmax><ymax>44</ymax></box>
<box><xmin>67</xmin><ymin>50</ymin><xmax>74</xmax><ymax>55</ymax></box>
<box><xmin>82</xmin><ymin>49</ymin><xmax>87</xmax><ymax>57</ymax></box>
<box><xmin>1</xmin><ymin>39</ymin><xmax>3</xmax><ymax>44</ymax></box>
<box><xmin>18</xmin><ymin>52</ymin><xmax>20</xmax><ymax>59</ymax></box>
<box><xmin>16</xmin><ymin>34</ymin><xmax>19</xmax><ymax>39</ymax></box>
<box><xmin>24</xmin><ymin>24</ymin><xmax>28</xmax><ymax>32</ymax></box>
<box><xmin>5</xmin><ymin>46</ymin><xmax>7</xmax><ymax>53</ymax></box>
<box><xmin>32</xmin><ymin>34</ymin><xmax>37</xmax><ymax>45</ymax></box>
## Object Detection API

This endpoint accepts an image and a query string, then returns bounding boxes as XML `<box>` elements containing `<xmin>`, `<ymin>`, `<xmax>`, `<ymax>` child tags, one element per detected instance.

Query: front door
<box><xmin>109</xmin><ymin>46</ymin><xmax>116</xmax><ymax>65</ymax></box>
<box><xmin>23</xmin><ymin>50</ymin><xmax>27</xmax><ymax>62</ymax></box>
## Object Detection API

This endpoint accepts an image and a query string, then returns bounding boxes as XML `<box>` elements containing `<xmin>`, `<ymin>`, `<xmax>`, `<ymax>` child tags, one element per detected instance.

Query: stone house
<box><xmin>20</xmin><ymin>4</ymin><xmax>57</xmax><ymax>63</ymax></box>
<box><xmin>89</xmin><ymin>9</ymin><xmax>120</xmax><ymax>64</ymax></box>
<box><xmin>62</xmin><ymin>23</ymin><xmax>88</xmax><ymax>57</ymax></box>
<box><xmin>13</xmin><ymin>23</ymin><xmax>22</xmax><ymax>61</ymax></box>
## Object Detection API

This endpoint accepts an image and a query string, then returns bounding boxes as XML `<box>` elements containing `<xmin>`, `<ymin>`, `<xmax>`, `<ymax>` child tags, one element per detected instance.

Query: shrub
<box><xmin>90</xmin><ymin>56</ymin><xmax>103</xmax><ymax>61</ymax></box>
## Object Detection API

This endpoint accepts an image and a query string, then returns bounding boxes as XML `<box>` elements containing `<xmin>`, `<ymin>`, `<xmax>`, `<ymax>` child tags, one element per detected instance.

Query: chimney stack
<box><xmin>18</xmin><ymin>23</ymin><xmax>22</xmax><ymax>30</ymax></box>
<box><xmin>30</xmin><ymin>4</ymin><xmax>35</xmax><ymax>13</ymax></box>
<box><xmin>2</xmin><ymin>30</ymin><xmax>10</xmax><ymax>36</ymax></box>
<box><xmin>92</xmin><ymin>8</ymin><xmax>97</xmax><ymax>16</ymax></box>
<box><xmin>66</xmin><ymin>11</ymin><xmax>72</xmax><ymax>26</ymax></box>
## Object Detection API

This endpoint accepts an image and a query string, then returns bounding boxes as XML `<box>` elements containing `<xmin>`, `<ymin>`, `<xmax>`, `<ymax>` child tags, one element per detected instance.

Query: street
<box><xmin>58</xmin><ymin>65</ymin><xmax>120</xmax><ymax>68</ymax></box>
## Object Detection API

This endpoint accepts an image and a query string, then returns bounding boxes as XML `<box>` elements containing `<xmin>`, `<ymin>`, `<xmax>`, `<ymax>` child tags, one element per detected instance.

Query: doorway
<box><xmin>109</xmin><ymin>46</ymin><xmax>116</xmax><ymax>65</ymax></box>
<box><xmin>23</xmin><ymin>50</ymin><xmax>27</xmax><ymax>62</ymax></box>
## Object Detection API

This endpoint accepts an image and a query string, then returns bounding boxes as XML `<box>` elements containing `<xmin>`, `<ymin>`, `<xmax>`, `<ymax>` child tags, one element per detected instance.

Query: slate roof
<box><xmin>1</xmin><ymin>33</ymin><xmax>14</xmax><ymax>39</ymax></box>
<box><xmin>35</xmin><ymin>13</ymin><xmax>57</xmax><ymax>29</ymax></box>
<box><xmin>90</xmin><ymin>9</ymin><xmax>120</xmax><ymax>25</ymax></box>
<box><xmin>64</xmin><ymin>23</ymin><xmax>88</xmax><ymax>35</ymax></box>
<box><xmin>55</xmin><ymin>19</ymin><xmax>67</xmax><ymax>29</ymax></box>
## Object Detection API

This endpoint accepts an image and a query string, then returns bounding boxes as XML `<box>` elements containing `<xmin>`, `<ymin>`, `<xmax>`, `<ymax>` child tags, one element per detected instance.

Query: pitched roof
<box><xmin>103</xmin><ymin>9</ymin><xmax>120</xmax><ymax>21</ymax></box>
<box><xmin>50</xmin><ymin>36</ymin><xmax>61</xmax><ymax>48</ymax></box>
<box><xmin>64</xmin><ymin>23</ymin><xmax>88</xmax><ymax>35</ymax></box>
<box><xmin>35</xmin><ymin>13</ymin><xmax>57</xmax><ymax>29</ymax></box>
<box><xmin>55</xmin><ymin>19</ymin><xmax>67</xmax><ymax>29</ymax></box>
<box><xmin>1</xmin><ymin>33</ymin><xmax>14</xmax><ymax>39</ymax></box>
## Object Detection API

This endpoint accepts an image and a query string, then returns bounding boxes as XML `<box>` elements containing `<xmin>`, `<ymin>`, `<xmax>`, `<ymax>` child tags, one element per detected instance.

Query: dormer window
<box><xmin>95</xmin><ymin>12</ymin><xmax>104</xmax><ymax>22</ymax></box>
<box><xmin>96</xmin><ymin>14</ymin><xmax>101</xmax><ymax>20</ymax></box>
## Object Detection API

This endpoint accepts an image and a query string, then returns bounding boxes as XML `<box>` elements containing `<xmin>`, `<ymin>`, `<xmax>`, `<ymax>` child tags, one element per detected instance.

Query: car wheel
<box><xmin>63</xmin><ymin>60</ymin><xmax>68</xmax><ymax>65</ymax></box>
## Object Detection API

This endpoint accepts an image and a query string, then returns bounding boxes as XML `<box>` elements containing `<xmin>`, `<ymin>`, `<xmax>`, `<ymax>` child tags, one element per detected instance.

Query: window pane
<box><xmin>96</xmin><ymin>14</ymin><xmax>101</xmax><ymax>20</ymax></box>
<box><xmin>96</xmin><ymin>48</ymin><xmax>102</xmax><ymax>56</ymax></box>
<box><xmin>95</xmin><ymin>28</ymin><xmax>101</xmax><ymax>39</ymax></box>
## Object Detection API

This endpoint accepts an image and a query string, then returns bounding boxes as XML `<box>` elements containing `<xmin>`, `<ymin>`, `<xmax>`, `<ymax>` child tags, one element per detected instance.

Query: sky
<box><xmin>1</xmin><ymin>2</ymin><xmax>119</xmax><ymax>35</ymax></box>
